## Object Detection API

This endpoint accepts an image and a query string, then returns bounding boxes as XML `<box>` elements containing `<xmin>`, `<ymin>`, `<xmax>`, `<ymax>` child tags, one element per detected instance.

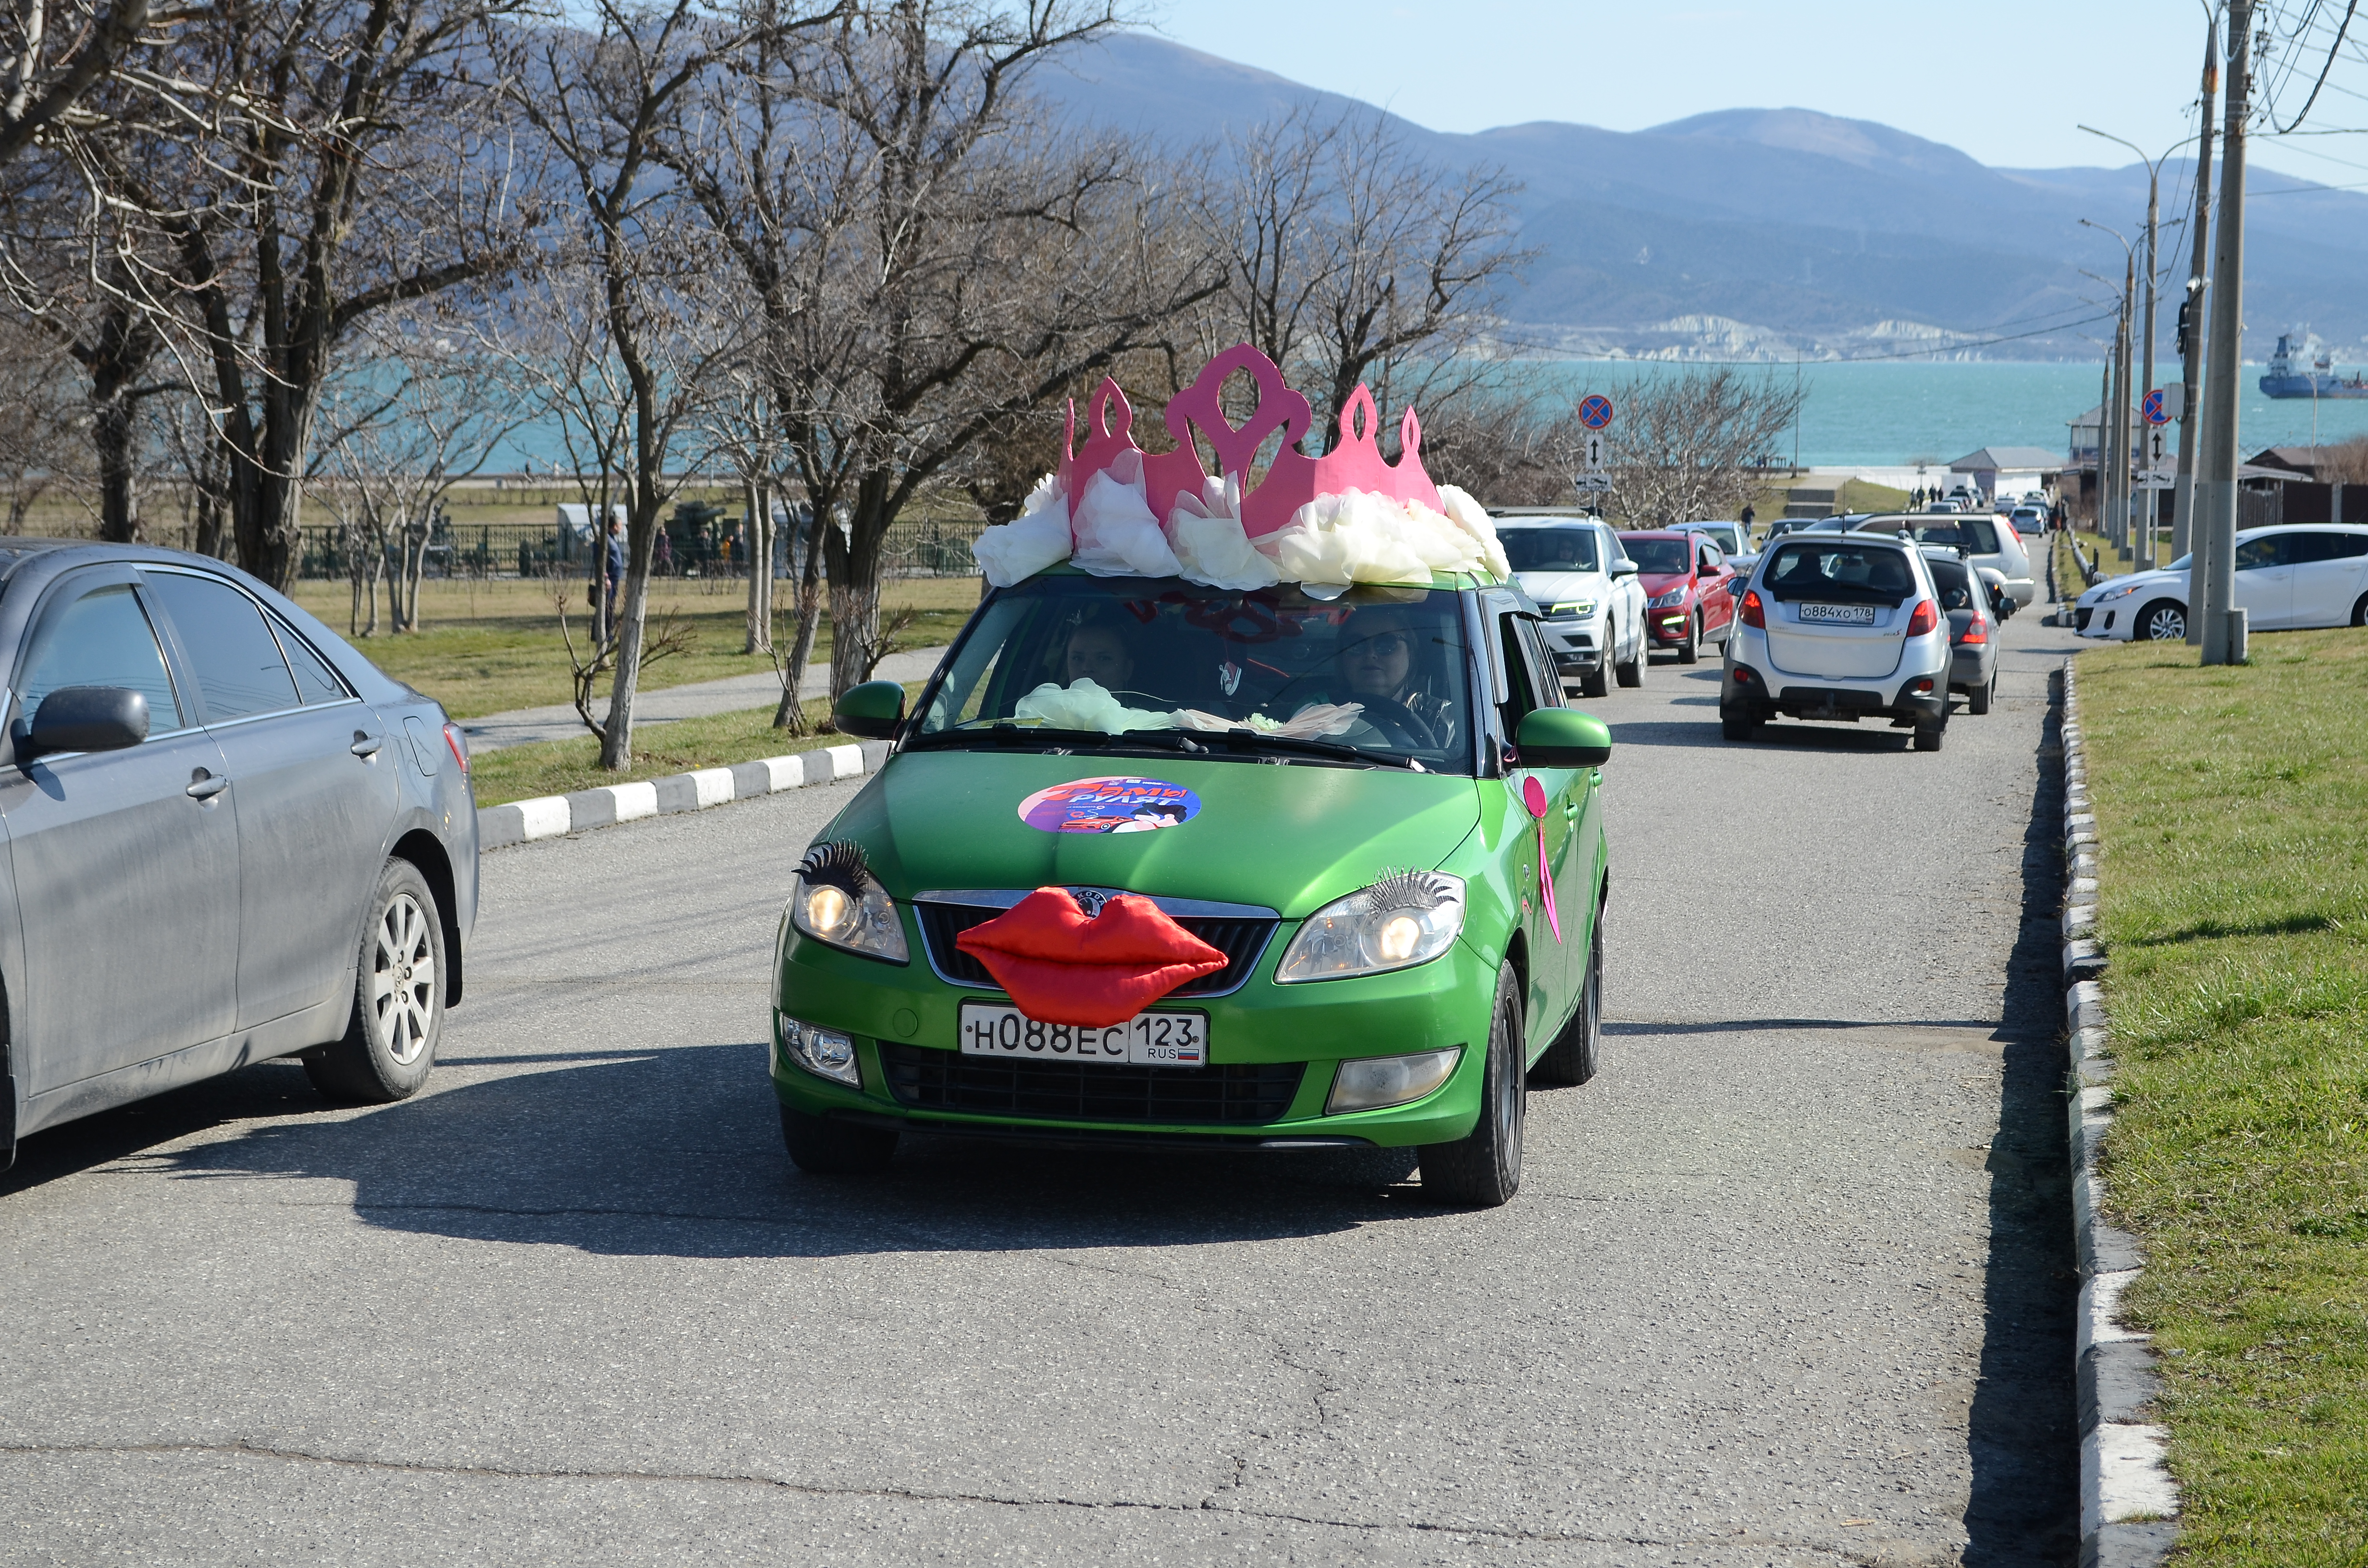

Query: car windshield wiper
<box><xmin>909</xmin><ymin>723</ymin><xmax>1206</xmax><ymax>755</ymax></box>
<box><xmin>1203</xmin><ymin>727</ymin><xmax>1424</xmax><ymax>771</ymax></box>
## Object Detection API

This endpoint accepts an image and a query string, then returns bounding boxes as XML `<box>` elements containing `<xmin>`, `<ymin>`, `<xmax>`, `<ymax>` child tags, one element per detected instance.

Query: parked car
<box><xmin>779</xmin><ymin>567</ymin><xmax>1616</xmax><ymax>1207</ymax></box>
<box><xmin>1498</xmin><ymin>517</ymin><xmax>1647</xmax><ymax>697</ymax></box>
<box><xmin>1618</xmin><ymin>529</ymin><xmax>1737</xmax><ymax>663</ymax></box>
<box><xmin>2009</xmin><ymin>504</ymin><xmax>2048</xmax><ymax>540</ymax></box>
<box><xmin>1922</xmin><ymin>548</ymin><xmax>1998</xmax><ymax>714</ymax></box>
<box><xmin>1</xmin><ymin>542</ymin><xmax>477</xmax><ymax>1167</ymax></box>
<box><xmin>1721</xmin><ymin>532</ymin><xmax>1953</xmax><ymax>750</ymax></box>
<box><xmin>1851</xmin><ymin>512</ymin><xmax>2036</xmax><ymax>606</ymax></box>
<box><xmin>2074</xmin><ymin>525</ymin><xmax>2368</xmax><ymax>641</ymax></box>
<box><xmin>1672</xmin><ymin>520</ymin><xmax>1759</xmax><ymax>577</ymax></box>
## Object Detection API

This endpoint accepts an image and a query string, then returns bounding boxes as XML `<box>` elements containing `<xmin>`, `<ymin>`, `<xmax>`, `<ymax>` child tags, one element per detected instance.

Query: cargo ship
<box><xmin>2260</xmin><ymin>331</ymin><xmax>2368</xmax><ymax>399</ymax></box>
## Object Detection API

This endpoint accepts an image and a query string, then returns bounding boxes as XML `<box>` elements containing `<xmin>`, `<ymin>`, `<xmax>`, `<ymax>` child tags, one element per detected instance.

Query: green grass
<box><xmin>468</xmin><ymin>682</ymin><xmax>927</xmax><ymax>806</ymax></box>
<box><xmin>2080</xmin><ymin>628</ymin><xmax>2368</xmax><ymax>1565</ymax></box>
<box><xmin>286</xmin><ymin>577</ymin><xmax>978</xmax><ymax>720</ymax></box>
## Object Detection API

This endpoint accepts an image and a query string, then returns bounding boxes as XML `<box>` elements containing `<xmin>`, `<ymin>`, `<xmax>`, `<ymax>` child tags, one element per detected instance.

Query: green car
<box><xmin>768</xmin><ymin>565</ymin><xmax>1613</xmax><ymax>1205</ymax></box>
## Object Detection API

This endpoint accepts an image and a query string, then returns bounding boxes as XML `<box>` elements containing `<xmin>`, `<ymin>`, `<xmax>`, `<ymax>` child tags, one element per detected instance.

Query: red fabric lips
<box><xmin>955</xmin><ymin>888</ymin><xmax>1228</xmax><ymax>1028</ymax></box>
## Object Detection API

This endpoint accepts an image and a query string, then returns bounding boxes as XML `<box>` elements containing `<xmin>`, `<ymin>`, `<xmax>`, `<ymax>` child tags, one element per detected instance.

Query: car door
<box><xmin>141</xmin><ymin>569</ymin><xmax>400</xmax><ymax>1030</ymax></box>
<box><xmin>2285</xmin><ymin>530</ymin><xmax>2368</xmax><ymax>626</ymax></box>
<box><xmin>2231</xmin><ymin>532</ymin><xmax>2296</xmax><ymax>629</ymax></box>
<box><xmin>1696</xmin><ymin>540</ymin><xmax>1734</xmax><ymax>637</ymax></box>
<box><xmin>1493</xmin><ymin>601</ymin><xmax>1583</xmax><ymax>1037</ymax></box>
<box><xmin>0</xmin><ymin>571</ymin><xmax>240</xmax><ymax>1091</ymax></box>
<box><xmin>1602</xmin><ymin>526</ymin><xmax>1643</xmax><ymax>660</ymax></box>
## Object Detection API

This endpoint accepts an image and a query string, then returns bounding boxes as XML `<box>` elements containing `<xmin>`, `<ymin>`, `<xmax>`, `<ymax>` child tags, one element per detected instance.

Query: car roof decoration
<box><xmin>971</xmin><ymin>343</ymin><xmax>1509</xmax><ymax>594</ymax></box>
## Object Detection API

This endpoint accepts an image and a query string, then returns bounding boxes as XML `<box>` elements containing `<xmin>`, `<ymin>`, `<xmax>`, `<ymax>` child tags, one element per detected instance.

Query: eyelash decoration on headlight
<box><xmin>1367</xmin><ymin>869</ymin><xmax>1454</xmax><ymax>911</ymax></box>
<box><xmin>798</xmin><ymin>840</ymin><xmax>871</xmax><ymax>896</ymax></box>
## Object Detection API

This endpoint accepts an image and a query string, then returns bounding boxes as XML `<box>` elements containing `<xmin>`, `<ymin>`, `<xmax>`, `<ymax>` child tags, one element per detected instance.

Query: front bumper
<box><xmin>771</xmin><ymin>915</ymin><xmax>1500</xmax><ymax>1149</ymax></box>
<box><xmin>1538</xmin><ymin>619</ymin><xmax>1603</xmax><ymax>672</ymax></box>
<box><xmin>1646</xmin><ymin>607</ymin><xmax>1692</xmax><ymax>644</ymax></box>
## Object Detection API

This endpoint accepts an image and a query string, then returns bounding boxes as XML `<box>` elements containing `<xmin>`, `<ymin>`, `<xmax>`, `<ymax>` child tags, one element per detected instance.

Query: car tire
<box><xmin>1614</xmin><ymin>628</ymin><xmax>1643</xmax><ymax>688</ymax></box>
<box><xmin>2351</xmin><ymin>591</ymin><xmax>2368</xmax><ymax>628</ymax></box>
<box><xmin>1912</xmin><ymin>720</ymin><xmax>1945</xmax><ymax>753</ymax></box>
<box><xmin>1967</xmin><ymin>672</ymin><xmax>1993</xmax><ymax>715</ymax></box>
<box><xmin>1532</xmin><ymin>906</ymin><xmax>1602</xmax><ymax>1087</ymax></box>
<box><xmin>302</xmin><ymin>859</ymin><xmax>444</xmax><ymax>1104</ymax></box>
<box><xmin>2138</xmin><ymin>600</ymin><xmax>2187</xmax><ymax>642</ymax></box>
<box><xmin>1579</xmin><ymin>659</ymin><xmax>1609</xmax><ymax>698</ymax></box>
<box><xmin>1420</xmin><ymin>961</ymin><xmax>1526</xmax><ymax>1207</ymax></box>
<box><xmin>778</xmin><ymin>1103</ymin><xmax>899</xmax><ymax>1175</ymax></box>
<box><xmin>1677</xmin><ymin>612</ymin><xmax>1700</xmax><ymax>664</ymax></box>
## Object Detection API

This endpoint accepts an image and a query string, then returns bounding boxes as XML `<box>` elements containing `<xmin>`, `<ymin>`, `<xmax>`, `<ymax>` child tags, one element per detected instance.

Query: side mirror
<box><xmin>1516</xmin><ymin>708</ymin><xmax>1612</xmax><ymax>769</ymax></box>
<box><xmin>16</xmin><ymin>686</ymin><xmax>149</xmax><ymax>763</ymax></box>
<box><xmin>1610</xmin><ymin>560</ymin><xmax>1639</xmax><ymax>577</ymax></box>
<box><xmin>832</xmin><ymin>679</ymin><xmax>905</xmax><ymax>739</ymax></box>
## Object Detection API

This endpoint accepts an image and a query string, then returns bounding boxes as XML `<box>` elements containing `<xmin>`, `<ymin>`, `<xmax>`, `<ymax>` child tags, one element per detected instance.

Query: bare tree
<box><xmin>0</xmin><ymin>0</ymin><xmax>161</xmax><ymax>168</ymax></box>
<box><xmin>1193</xmin><ymin>104</ymin><xmax>1526</xmax><ymax>453</ymax></box>
<box><xmin>52</xmin><ymin>0</ymin><xmax>538</xmax><ymax>588</ymax></box>
<box><xmin>316</xmin><ymin>311</ymin><xmax>523</xmax><ymax>635</ymax></box>
<box><xmin>2319</xmin><ymin>435</ymin><xmax>2368</xmax><ymax>488</ymax></box>
<box><xmin>0</xmin><ymin>311</ymin><xmax>82</xmax><ymax>530</ymax></box>
<box><xmin>1602</xmin><ymin>368</ymin><xmax>1806</xmax><ymax>528</ymax></box>
<box><xmin>701</xmin><ymin>0</ymin><xmax>1221</xmax><ymax>700</ymax></box>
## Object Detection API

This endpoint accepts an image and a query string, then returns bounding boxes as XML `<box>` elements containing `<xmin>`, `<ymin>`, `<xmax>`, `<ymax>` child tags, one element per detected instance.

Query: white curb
<box><xmin>475</xmin><ymin>739</ymin><xmax>892</xmax><ymax>848</ymax></box>
<box><xmin>2060</xmin><ymin>660</ymin><xmax>2180</xmax><ymax>1568</ymax></box>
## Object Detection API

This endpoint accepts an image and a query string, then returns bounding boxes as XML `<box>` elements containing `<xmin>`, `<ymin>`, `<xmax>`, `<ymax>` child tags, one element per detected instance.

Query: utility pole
<box><xmin>2175</xmin><ymin>19</ymin><xmax>2218</xmax><ymax>634</ymax></box>
<box><xmin>2080</xmin><ymin>126</ymin><xmax>2174</xmax><ymax>568</ymax></box>
<box><xmin>2084</xmin><ymin>220</ymin><xmax>2137</xmax><ymax>557</ymax></box>
<box><xmin>2200</xmin><ymin>0</ymin><xmax>2251</xmax><ymax>665</ymax></box>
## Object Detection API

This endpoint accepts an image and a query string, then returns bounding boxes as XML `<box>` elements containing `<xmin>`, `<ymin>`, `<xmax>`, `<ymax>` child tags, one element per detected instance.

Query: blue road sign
<box><xmin>1578</xmin><ymin>394</ymin><xmax>1615</xmax><ymax>429</ymax></box>
<box><xmin>2143</xmin><ymin>389</ymin><xmax>2169</xmax><ymax>425</ymax></box>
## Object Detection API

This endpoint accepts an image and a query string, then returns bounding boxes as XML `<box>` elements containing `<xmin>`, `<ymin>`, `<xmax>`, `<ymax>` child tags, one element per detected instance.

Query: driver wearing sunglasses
<box><xmin>1333</xmin><ymin>605</ymin><xmax>1457</xmax><ymax>751</ymax></box>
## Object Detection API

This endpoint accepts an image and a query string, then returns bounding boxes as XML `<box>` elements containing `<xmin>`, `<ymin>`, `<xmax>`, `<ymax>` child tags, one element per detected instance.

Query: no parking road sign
<box><xmin>2142</xmin><ymin>388</ymin><xmax>2171</xmax><ymax>425</ymax></box>
<box><xmin>1578</xmin><ymin>394</ymin><xmax>1616</xmax><ymax>429</ymax></box>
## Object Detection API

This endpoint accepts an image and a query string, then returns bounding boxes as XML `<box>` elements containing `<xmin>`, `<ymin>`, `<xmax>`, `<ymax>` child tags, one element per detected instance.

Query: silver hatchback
<box><xmin>1721</xmin><ymin>533</ymin><xmax>1955</xmax><ymax>751</ymax></box>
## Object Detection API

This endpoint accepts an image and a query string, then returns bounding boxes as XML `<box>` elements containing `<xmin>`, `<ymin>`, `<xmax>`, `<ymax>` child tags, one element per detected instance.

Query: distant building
<box><xmin>2063</xmin><ymin>404</ymin><xmax>2138</xmax><ymax>468</ymax></box>
<box><xmin>1947</xmin><ymin>446</ymin><xmax>2062</xmax><ymax>498</ymax></box>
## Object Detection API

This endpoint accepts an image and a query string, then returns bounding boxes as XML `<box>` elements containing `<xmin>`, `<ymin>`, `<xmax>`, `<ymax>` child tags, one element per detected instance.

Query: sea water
<box><xmin>1537</xmin><ymin>359</ymin><xmax>2368</xmax><ymax>469</ymax></box>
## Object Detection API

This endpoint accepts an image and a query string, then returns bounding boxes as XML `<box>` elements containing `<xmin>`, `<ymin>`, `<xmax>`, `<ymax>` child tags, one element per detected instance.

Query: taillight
<box><xmin>1961</xmin><ymin>615</ymin><xmax>1988</xmax><ymax>645</ymax></box>
<box><xmin>1905</xmin><ymin>600</ymin><xmax>1939</xmax><ymax>637</ymax></box>
<box><xmin>443</xmin><ymin>721</ymin><xmax>470</xmax><ymax>774</ymax></box>
<box><xmin>1740</xmin><ymin>589</ymin><xmax>1765</xmax><ymax>628</ymax></box>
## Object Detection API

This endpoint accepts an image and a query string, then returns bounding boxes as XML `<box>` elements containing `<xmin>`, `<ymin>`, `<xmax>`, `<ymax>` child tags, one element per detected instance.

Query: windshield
<box><xmin>1764</xmin><ymin>541</ymin><xmax>1917</xmax><ymax>604</ymax></box>
<box><xmin>1502</xmin><ymin>527</ymin><xmax>1602</xmax><ymax>573</ymax></box>
<box><xmin>1623</xmin><ymin>538</ymin><xmax>1692</xmax><ymax>576</ymax></box>
<box><xmin>914</xmin><ymin>574</ymin><xmax>1479</xmax><ymax>773</ymax></box>
<box><xmin>1691</xmin><ymin>525</ymin><xmax>1741</xmax><ymax>552</ymax></box>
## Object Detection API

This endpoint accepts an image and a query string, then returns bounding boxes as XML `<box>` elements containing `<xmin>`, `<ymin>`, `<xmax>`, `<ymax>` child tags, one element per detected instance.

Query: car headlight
<box><xmin>1276</xmin><ymin>871</ymin><xmax>1465</xmax><ymax>983</ymax></box>
<box><xmin>789</xmin><ymin>841</ymin><xmax>909</xmax><ymax>963</ymax></box>
<box><xmin>777</xmin><ymin>1011</ymin><xmax>861</xmax><ymax>1088</ymax></box>
<box><xmin>1546</xmin><ymin>600</ymin><xmax>1598</xmax><ymax>620</ymax></box>
<box><xmin>1326</xmin><ymin>1047</ymin><xmax>1463</xmax><ymax>1114</ymax></box>
<box><xmin>1648</xmin><ymin>588</ymin><xmax>1686</xmax><ymax>609</ymax></box>
<box><xmin>2096</xmin><ymin>581</ymin><xmax>2144</xmax><ymax>601</ymax></box>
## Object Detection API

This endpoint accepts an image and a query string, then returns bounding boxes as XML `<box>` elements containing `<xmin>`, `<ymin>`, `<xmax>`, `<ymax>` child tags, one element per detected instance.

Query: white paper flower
<box><xmin>1011</xmin><ymin>679</ymin><xmax>1173</xmax><ymax>734</ymax></box>
<box><xmin>1437</xmin><ymin>484</ymin><xmax>1512</xmax><ymax>580</ymax></box>
<box><xmin>1166</xmin><ymin>474</ymin><xmax>1281</xmax><ymax>590</ymax></box>
<box><xmin>971</xmin><ymin>471</ymin><xmax>1073</xmax><ymax>588</ymax></box>
<box><xmin>1069</xmin><ymin>460</ymin><xmax>1184</xmax><ymax>579</ymax></box>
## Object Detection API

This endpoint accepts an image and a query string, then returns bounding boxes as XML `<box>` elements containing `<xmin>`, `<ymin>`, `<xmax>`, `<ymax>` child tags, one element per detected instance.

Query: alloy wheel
<box><xmin>2143</xmin><ymin>603</ymin><xmax>2186</xmax><ymax>642</ymax></box>
<box><xmin>368</xmin><ymin>892</ymin><xmax>438</xmax><ymax>1066</ymax></box>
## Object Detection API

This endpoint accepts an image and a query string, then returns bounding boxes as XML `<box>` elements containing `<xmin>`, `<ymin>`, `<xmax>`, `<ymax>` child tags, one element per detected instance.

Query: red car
<box><xmin>1617</xmin><ymin>530</ymin><xmax>1737</xmax><ymax>663</ymax></box>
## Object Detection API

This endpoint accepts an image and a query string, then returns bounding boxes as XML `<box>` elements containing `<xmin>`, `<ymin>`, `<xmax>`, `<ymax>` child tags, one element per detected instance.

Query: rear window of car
<box><xmin>1764</xmin><ymin>542</ymin><xmax>1916</xmax><ymax>604</ymax></box>
<box><xmin>1958</xmin><ymin>519</ymin><xmax>2000</xmax><ymax>553</ymax></box>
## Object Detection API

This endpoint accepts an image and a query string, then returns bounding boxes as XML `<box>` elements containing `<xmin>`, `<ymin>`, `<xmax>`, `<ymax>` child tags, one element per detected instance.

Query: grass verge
<box><xmin>467</xmin><ymin>683</ymin><xmax>925</xmax><ymax>806</ymax></box>
<box><xmin>287</xmin><ymin>576</ymin><xmax>977</xmax><ymax>719</ymax></box>
<box><xmin>2080</xmin><ymin>627</ymin><xmax>2368</xmax><ymax>1565</ymax></box>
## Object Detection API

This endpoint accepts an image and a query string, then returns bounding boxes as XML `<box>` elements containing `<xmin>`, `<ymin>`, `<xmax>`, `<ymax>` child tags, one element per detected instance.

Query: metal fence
<box><xmin>291</xmin><ymin>514</ymin><xmax>989</xmax><ymax>582</ymax></box>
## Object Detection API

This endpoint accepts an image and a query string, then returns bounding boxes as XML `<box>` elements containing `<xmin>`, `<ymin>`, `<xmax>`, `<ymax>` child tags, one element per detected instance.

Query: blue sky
<box><xmin>1150</xmin><ymin>1</ymin><xmax>2366</xmax><ymax>187</ymax></box>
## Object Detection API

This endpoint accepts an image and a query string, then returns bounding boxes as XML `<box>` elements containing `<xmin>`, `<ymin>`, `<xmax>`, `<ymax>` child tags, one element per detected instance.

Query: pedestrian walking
<box><xmin>603</xmin><ymin>515</ymin><xmax>626</xmax><ymax>637</ymax></box>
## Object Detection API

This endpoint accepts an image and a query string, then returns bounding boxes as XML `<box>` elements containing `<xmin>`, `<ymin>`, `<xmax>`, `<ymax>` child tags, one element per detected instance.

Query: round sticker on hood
<box><xmin>1018</xmin><ymin>776</ymin><xmax>1201</xmax><ymax>835</ymax></box>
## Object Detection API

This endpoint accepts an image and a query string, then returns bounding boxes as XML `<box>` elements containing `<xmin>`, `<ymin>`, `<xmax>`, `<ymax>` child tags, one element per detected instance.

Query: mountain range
<box><xmin>1035</xmin><ymin>33</ymin><xmax>2368</xmax><ymax>363</ymax></box>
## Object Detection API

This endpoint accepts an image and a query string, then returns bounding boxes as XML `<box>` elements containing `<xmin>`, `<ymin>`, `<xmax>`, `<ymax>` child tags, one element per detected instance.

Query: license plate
<box><xmin>957</xmin><ymin>1002</ymin><xmax>1207</xmax><ymax>1067</ymax></box>
<box><xmin>1799</xmin><ymin>602</ymin><xmax>1876</xmax><ymax>625</ymax></box>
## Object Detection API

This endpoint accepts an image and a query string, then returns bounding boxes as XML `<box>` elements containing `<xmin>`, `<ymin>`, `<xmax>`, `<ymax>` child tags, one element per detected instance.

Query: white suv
<box><xmin>1852</xmin><ymin>512</ymin><xmax>2036</xmax><ymax>606</ymax></box>
<box><xmin>1722</xmin><ymin>532</ymin><xmax>1955</xmax><ymax>751</ymax></box>
<box><xmin>1497</xmin><ymin>516</ymin><xmax>1648</xmax><ymax>697</ymax></box>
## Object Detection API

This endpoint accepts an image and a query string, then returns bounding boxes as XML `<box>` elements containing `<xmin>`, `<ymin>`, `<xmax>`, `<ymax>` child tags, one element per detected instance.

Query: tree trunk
<box><xmin>773</xmin><ymin>506</ymin><xmax>827</xmax><ymax>731</ymax></box>
<box><xmin>92</xmin><ymin>391</ymin><xmax>141</xmax><ymax>543</ymax></box>
<box><xmin>743</xmin><ymin>478</ymin><xmax>771</xmax><ymax>654</ymax></box>
<box><xmin>823</xmin><ymin>495</ymin><xmax>886</xmax><ymax>701</ymax></box>
<box><xmin>598</xmin><ymin>508</ymin><xmax>661</xmax><ymax>771</ymax></box>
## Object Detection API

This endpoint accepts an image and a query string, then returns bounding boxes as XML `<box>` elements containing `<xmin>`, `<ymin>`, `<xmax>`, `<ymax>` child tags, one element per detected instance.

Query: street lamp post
<box><xmin>2080</xmin><ymin>127</ymin><xmax>2187</xmax><ymax>568</ymax></box>
<box><xmin>2082</xmin><ymin>220</ymin><xmax>2138</xmax><ymax>558</ymax></box>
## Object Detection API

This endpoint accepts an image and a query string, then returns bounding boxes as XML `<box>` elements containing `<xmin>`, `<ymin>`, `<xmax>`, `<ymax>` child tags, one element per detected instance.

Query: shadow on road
<box><xmin>0</xmin><ymin>1065</ymin><xmax>327</xmax><ymax>1198</ymax></box>
<box><xmin>1960</xmin><ymin>661</ymin><xmax>2079</xmax><ymax>1567</ymax></box>
<box><xmin>94</xmin><ymin>1042</ymin><xmax>1430</xmax><ymax>1259</ymax></box>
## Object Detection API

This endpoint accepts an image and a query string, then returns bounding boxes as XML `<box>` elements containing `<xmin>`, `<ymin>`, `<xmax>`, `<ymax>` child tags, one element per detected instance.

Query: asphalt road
<box><xmin>2</xmin><ymin>610</ymin><xmax>2084</xmax><ymax>1567</ymax></box>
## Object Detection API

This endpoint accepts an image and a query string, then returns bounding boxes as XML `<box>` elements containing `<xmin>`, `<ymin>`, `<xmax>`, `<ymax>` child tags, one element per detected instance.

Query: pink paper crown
<box><xmin>1058</xmin><ymin>343</ymin><xmax>1441</xmax><ymax>539</ymax></box>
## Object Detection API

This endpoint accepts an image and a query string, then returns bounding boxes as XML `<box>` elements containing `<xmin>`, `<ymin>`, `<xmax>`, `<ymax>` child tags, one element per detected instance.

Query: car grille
<box><xmin>2074</xmin><ymin>606</ymin><xmax>2092</xmax><ymax>631</ymax></box>
<box><xmin>879</xmin><ymin>1042</ymin><xmax>1305</xmax><ymax>1126</ymax></box>
<box><xmin>913</xmin><ymin>901</ymin><xmax>1274</xmax><ymax>996</ymax></box>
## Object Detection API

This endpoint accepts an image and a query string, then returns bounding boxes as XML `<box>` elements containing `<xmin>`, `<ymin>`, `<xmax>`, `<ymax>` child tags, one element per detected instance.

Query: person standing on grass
<box><xmin>604</xmin><ymin>515</ymin><xmax>627</xmax><ymax>637</ymax></box>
